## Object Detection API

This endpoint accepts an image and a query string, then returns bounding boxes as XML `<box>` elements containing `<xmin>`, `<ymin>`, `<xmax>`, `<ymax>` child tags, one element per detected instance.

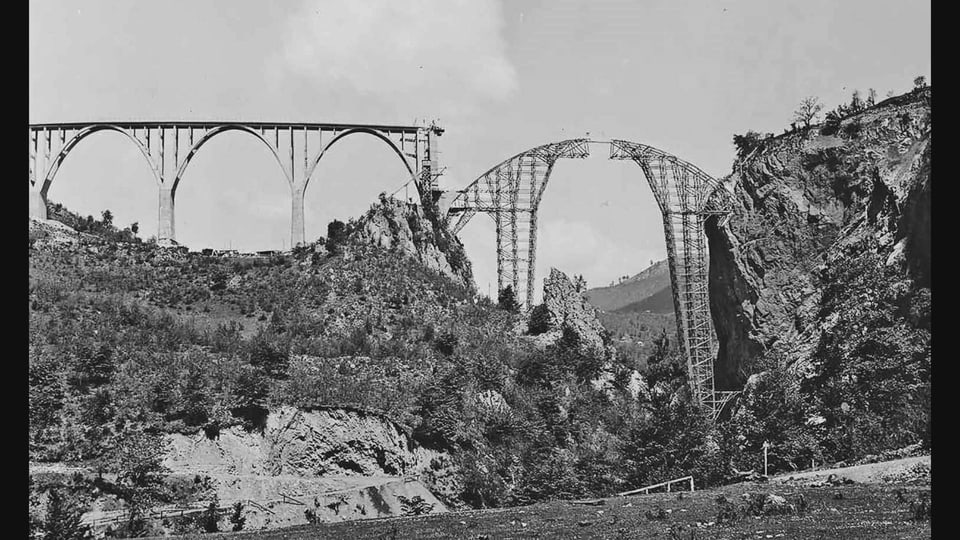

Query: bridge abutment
<box><xmin>29</xmin><ymin>189</ymin><xmax>47</xmax><ymax>220</ymax></box>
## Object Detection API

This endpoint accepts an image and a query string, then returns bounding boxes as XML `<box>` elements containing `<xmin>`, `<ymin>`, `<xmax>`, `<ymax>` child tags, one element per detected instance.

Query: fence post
<box><xmin>690</xmin><ymin>477</ymin><xmax>694</xmax><ymax>492</ymax></box>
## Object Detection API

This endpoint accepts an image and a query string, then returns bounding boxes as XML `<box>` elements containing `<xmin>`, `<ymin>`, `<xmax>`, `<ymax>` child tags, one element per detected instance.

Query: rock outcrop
<box><xmin>353</xmin><ymin>196</ymin><xmax>473</xmax><ymax>289</ymax></box>
<box><xmin>164</xmin><ymin>406</ymin><xmax>444</xmax><ymax>479</ymax></box>
<box><xmin>162</xmin><ymin>405</ymin><xmax>458</xmax><ymax>528</ymax></box>
<box><xmin>535</xmin><ymin>268</ymin><xmax>610</xmax><ymax>358</ymax></box>
<box><xmin>707</xmin><ymin>89</ymin><xmax>931</xmax><ymax>387</ymax></box>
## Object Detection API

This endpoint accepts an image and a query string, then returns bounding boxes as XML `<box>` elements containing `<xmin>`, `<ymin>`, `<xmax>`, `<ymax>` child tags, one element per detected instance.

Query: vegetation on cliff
<box><xmin>711</xmin><ymin>84</ymin><xmax>931</xmax><ymax>475</ymax></box>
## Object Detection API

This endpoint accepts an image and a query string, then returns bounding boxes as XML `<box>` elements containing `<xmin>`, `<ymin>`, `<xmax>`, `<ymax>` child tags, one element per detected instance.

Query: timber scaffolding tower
<box><xmin>446</xmin><ymin>138</ymin><xmax>739</xmax><ymax>421</ymax></box>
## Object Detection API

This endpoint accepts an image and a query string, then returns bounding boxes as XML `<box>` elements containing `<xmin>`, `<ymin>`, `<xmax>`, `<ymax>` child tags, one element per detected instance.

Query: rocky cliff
<box><xmin>707</xmin><ymin>89</ymin><xmax>931</xmax><ymax>388</ymax></box>
<box><xmin>353</xmin><ymin>196</ymin><xmax>473</xmax><ymax>290</ymax></box>
<box><xmin>535</xmin><ymin>268</ymin><xmax>611</xmax><ymax>358</ymax></box>
<box><xmin>164</xmin><ymin>406</ymin><xmax>444</xmax><ymax>478</ymax></box>
<box><xmin>162</xmin><ymin>406</ymin><xmax>454</xmax><ymax>529</ymax></box>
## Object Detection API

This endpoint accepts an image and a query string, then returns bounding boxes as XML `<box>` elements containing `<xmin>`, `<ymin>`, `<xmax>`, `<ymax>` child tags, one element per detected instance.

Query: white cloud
<box><xmin>280</xmin><ymin>0</ymin><xmax>517</xmax><ymax>118</ymax></box>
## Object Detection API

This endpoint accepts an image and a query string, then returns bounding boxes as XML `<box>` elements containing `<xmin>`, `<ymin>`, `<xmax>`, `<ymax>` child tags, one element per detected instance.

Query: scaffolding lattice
<box><xmin>448</xmin><ymin>138</ymin><xmax>738</xmax><ymax>420</ymax></box>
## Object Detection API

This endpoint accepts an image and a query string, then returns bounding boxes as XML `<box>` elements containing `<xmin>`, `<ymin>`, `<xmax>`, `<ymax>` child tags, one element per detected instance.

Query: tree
<box><xmin>732</xmin><ymin>131</ymin><xmax>763</xmax><ymax>159</ymax></box>
<box><xmin>793</xmin><ymin>96</ymin><xmax>823</xmax><ymax>127</ymax></box>
<box><xmin>913</xmin><ymin>75</ymin><xmax>927</xmax><ymax>90</ymax></box>
<box><xmin>42</xmin><ymin>489</ymin><xmax>92</xmax><ymax>540</ymax></box>
<box><xmin>325</xmin><ymin>219</ymin><xmax>348</xmax><ymax>253</ymax></box>
<box><xmin>573</xmin><ymin>274</ymin><xmax>587</xmax><ymax>293</ymax></box>
<box><xmin>527</xmin><ymin>303</ymin><xmax>551</xmax><ymax>335</ymax></box>
<box><xmin>867</xmin><ymin>88</ymin><xmax>877</xmax><ymax>107</ymax></box>
<box><xmin>498</xmin><ymin>285</ymin><xmax>521</xmax><ymax>313</ymax></box>
<box><xmin>100</xmin><ymin>209</ymin><xmax>113</xmax><ymax>228</ymax></box>
<box><xmin>197</xmin><ymin>495</ymin><xmax>220</xmax><ymax>533</ymax></box>
<box><xmin>130</xmin><ymin>222</ymin><xmax>139</xmax><ymax>235</ymax></box>
<box><xmin>229</xmin><ymin>502</ymin><xmax>245</xmax><ymax>532</ymax></box>
<box><xmin>246</xmin><ymin>332</ymin><xmax>289</xmax><ymax>380</ymax></box>
<box><xmin>849</xmin><ymin>90</ymin><xmax>863</xmax><ymax>114</ymax></box>
<box><xmin>98</xmin><ymin>429</ymin><xmax>171</xmax><ymax>536</ymax></box>
<box><xmin>820</xmin><ymin>110</ymin><xmax>843</xmax><ymax>136</ymax></box>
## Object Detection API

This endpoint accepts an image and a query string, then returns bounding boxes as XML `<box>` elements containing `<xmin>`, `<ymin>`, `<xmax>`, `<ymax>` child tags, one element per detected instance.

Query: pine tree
<box><xmin>198</xmin><ymin>495</ymin><xmax>220</xmax><ymax>533</ymax></box>
<box><xmin>498</xmin><ymin>285</ymin><xmax>521</xmax><ymax>313</ymax></box>
<box><xmin>43</xmin><ymin>489</ymin><xmax>92</xmax><ymax>540</ymax></box>
<box><xmin>229</xmin><ymin>502</ymin><xmax>245</xmax><ymax>532</ymax></box>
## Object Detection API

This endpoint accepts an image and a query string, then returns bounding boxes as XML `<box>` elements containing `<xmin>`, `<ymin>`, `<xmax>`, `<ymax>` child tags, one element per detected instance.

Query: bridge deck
<box><xmin>28</xmin><ymin>121</ymin><xmax>427</xmax><ymax>133</ymax></box>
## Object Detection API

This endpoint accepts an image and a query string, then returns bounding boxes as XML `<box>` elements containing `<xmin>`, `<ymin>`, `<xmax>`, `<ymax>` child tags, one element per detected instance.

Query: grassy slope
<box><xmin>153</xmin><ymin>481</ymin><xmax>931</xmax><ymax>539</ymax></box>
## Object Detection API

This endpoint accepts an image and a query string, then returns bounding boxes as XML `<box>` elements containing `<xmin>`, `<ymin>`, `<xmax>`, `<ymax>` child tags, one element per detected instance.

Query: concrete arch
<box><xmin>303</xmin><ymin>127</ymin><xmax>416</xmax><ymax>194</ymax></box>
<box><xmin>40</xmin><ymin>125</ymin><xmax>161</xmax><ymax>197</ymax></box>
<box><xmin>173</xmin><ymin>125</ymin><xmax>292</xmax><ymax>193</ymax></box>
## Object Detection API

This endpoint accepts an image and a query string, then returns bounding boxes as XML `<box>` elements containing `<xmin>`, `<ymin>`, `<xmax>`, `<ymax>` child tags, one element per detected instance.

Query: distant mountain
<box><xmin>613</xmin><ymin>285</ymin><xmax>674</xmax><ymax>315</ymax></box>
<box><xmin>585</xmin><ymin>259</ymin><xmax>675</xmax><ymax>367</ymax></box>
<box><xmin>585</xmin><ymin>259</ymin><xmax>672</xmax><ymax>313</ymax></box>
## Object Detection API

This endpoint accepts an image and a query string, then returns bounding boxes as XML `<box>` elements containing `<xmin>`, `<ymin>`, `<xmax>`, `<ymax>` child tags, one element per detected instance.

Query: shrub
<box><xmin>43</xmin><ymin>489</ymin><xmax>93</xmax><ymax>540</ymax></box>
<box><xmin>325</xmin><ymin>219</ymin><xmax>349</xmax><ymax>253</ymax></box>
<box><xmin>841</xmin><ymin>119</ymin><xmax>862</xmax><ymax>138</ymax></box>
<box><xmin>435</xmin><ymin>331</ymin><xmax>458</xmax><ymax>356</ymax></box>
<box><xmin>398</xmin><ymin>495</ymin><xmax>435</xmax><ymax>516</ymax></box>
<box><xmin>715</xmin><ymin>494</ymin><xmax>741</xmax><ymax>525</ymax></box>
<box><xmin>527</xmin><ymin>303</ymin><xmax>551</xmax><ymax>335</ymax></box>
<box><xmin>910</xmin><ymin>492</ymin><xmax>931</xmax><ymax>521</ymax></box>
<box><xmin>645</xmin><ymin>505</ymin><xmax>669</xmax><ymax>521</ymax></box>
<box><xmin>820</xmin><ymin>110</ymin><xmax>842</xmax><ymax>136</ymax></box>
<box><xmin>732</xmin><ymin>131</ymin><xmax>763</xmax><ymax>159</ymax></box>
<box><xmin>497</xmin><ymin>285</ymin><xmax>521</xmax><ymax>313</ymax></box>
<box><xmin>197</xmin><ymin>496</ymin><xmax>220</xmax><ymax>533</ymax></box>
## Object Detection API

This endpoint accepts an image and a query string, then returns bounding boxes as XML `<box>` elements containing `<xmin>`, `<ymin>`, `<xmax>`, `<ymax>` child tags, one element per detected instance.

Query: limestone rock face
<box><xmin>707</xmin><ymin>89</ymin><xmax>931</xmax><ymax>387</ymax></box>
<box><xmin>164</xmin><ymin>406</ymin><xmax>442</xmax><ymax>478</ymax></box>
<box><xmin>353</xmin><ymin>197</ymin><xmax>473</xmax><ymax>289</ymax></box>
<box><xmin>161</xmin><ymin>406</ymin><xmax>458</xmax><ymax>529</ymax></box>
<box><xmin>264</xmin><ymin>406</ymin><xmax>415</xmax><ymax>477</ymax></box>
<box><xmin>540</xmin><ymin>267</ymin><xmax>609</xmax><ymax>358</ymax></box>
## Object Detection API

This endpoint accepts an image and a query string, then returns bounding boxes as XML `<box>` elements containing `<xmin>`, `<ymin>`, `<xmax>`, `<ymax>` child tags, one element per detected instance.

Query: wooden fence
<box><xmin>617</xmin><ymin>475</ymin><xmax>695</xmax><ymax>497</ymax></box>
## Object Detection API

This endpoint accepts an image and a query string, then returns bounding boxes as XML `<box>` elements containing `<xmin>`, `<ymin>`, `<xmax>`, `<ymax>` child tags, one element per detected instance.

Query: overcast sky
<box><xmin>29</xmin><ymin>0</ymin><xmax>930</xmax><ymax>300</ymax></box>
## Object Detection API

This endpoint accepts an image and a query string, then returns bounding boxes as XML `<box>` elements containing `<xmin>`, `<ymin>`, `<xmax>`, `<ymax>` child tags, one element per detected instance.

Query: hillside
<box><xmin>30</xmin><ymin>194</ymin><xmax>696</xmax><ymax>537</ymax></box>
<box><xmin>615</xmin><ymin>286</ymin><xmax>674</xmax><ymax>315</ymax></box>
<box><xmin>585</xmin><ymin>259</ymin><xmax>671</xmax><ymax>312</ymax></box>
<box><xmin>584</xmin><ymin>259</ymin><xmax>675</xmax><ymax>367</ymax></box>
<box><xmin>148</xmin><ymin>456</ymin><xmax>932</xmax><ymax>539</ymax></box>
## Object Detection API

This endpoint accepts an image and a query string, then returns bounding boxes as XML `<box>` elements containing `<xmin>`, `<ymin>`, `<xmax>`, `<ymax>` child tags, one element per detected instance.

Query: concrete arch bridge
<box><xmin>28</xmin><ymin>121</ymin><xmax>443</xmax><ymax>246</ymax></box>
<box><xmin>444</xmin><ymin>138</ymin><xmax>737</xmax><ymax>420</ymax></box>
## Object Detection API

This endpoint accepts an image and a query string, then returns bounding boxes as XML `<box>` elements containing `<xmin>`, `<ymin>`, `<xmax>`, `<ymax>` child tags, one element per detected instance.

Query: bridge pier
<box><xmin>291</xmin><ymin>185</ymin><xmax>306</xmax><ymax>248</ymax></box>
<box><xmin>158</xmin><ymin>187</ymin><xmax>176</xmax><ymax>245</ymax></box>
<box><xmin>29</xmin><ymin>189</ymin><xmax>47</xmax><ymax>220</ymax></box>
